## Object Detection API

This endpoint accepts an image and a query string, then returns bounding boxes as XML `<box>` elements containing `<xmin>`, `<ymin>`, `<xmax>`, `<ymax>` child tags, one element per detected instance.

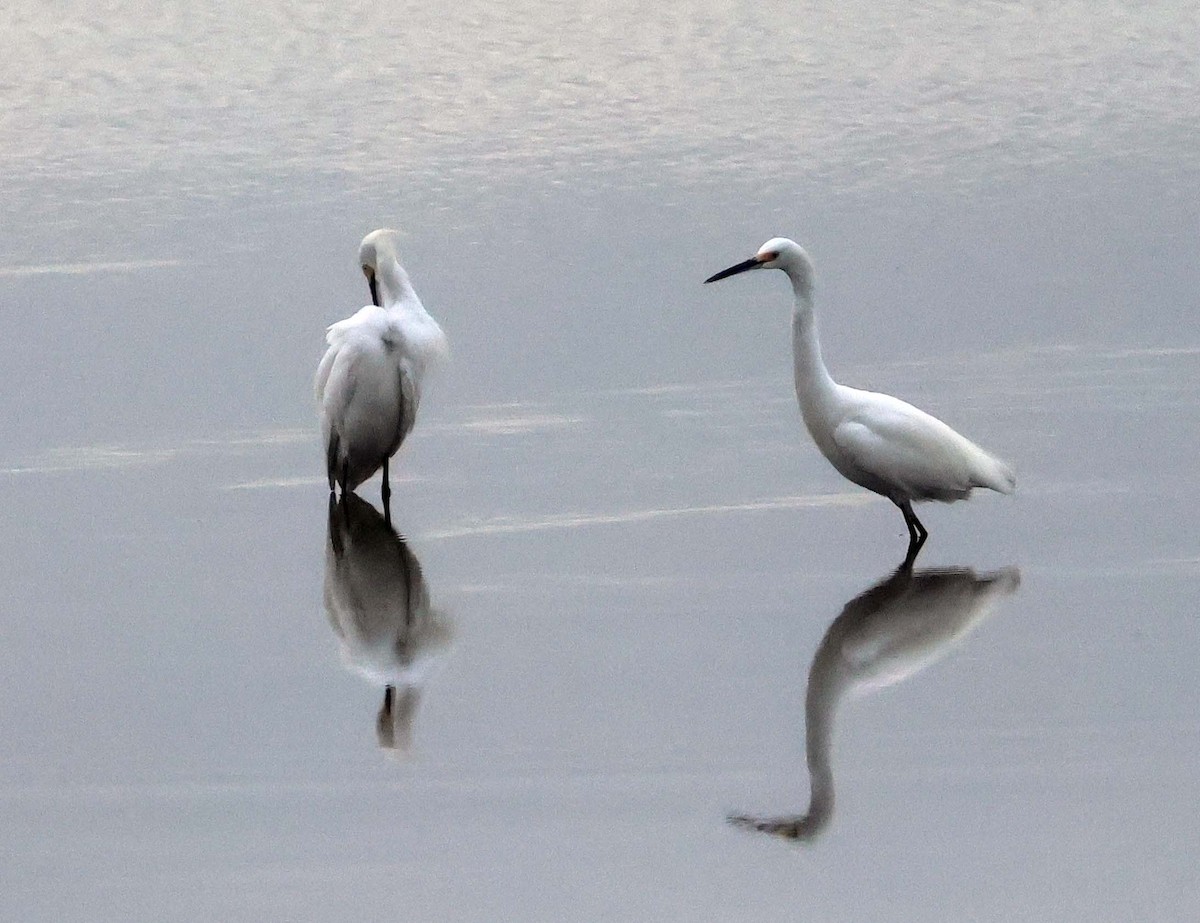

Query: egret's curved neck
<box><xmin>376</xmin><ymin>257</ymin><xmax>421</xmax><ymax>312</ymax></box>
<box><xmin>788</xmin><ymin>270</ymin><xmax>838</xmax><ymax>416</ymax></box>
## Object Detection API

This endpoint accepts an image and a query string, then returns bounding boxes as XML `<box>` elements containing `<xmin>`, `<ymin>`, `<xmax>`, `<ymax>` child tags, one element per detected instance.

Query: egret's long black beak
<box><xmin>704</xmin><ymin>257</ymin><xmax>761</xmax><ymax>284</ymax></box>
<box><xmin>367</xmin><ymin>270</ymin><xmax>380</xmax><ymax>307</ymax></box>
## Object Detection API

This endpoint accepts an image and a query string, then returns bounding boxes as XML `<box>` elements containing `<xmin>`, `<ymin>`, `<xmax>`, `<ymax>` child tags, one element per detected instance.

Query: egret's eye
<box><xmin>362</xmin><ymin>265</ymin><xmax>372</xmax><ymax>276</ymax></box>
<box><xmin>758</xmin><ymin>251</ymin><xmax>779</xmax><ymax>263</ymax></box>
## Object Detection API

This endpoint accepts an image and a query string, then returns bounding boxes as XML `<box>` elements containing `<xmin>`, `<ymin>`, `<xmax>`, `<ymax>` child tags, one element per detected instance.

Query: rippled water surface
<box><xmin>2</xmin><ymin>2</ymin><xmax>1199</xmax><ymax>920</ymax></box>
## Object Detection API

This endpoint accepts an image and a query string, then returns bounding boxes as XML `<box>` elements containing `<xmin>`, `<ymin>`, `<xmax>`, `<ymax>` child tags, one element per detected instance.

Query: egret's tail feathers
<box><xmin>976</xmin><ymin>455</ymin><xmax>1016</xmax><ymax>495</ymax></box>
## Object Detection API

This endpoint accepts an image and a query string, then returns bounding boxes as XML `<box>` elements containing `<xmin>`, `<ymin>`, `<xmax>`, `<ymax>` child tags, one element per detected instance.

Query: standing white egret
<box><xmin>705</xmin><ymin>238</ymin><xmax>1015</xmax><ymax>563</ymax></box>
<box><xmin>315</xmin><ymin>229</ymin><xmax>448</xmax><ymax>508</ymax></box>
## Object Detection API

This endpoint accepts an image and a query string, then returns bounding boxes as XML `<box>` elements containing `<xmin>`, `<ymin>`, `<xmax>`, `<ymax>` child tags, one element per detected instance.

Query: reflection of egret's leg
<box><xmin>376</xmin><ymin>684</ymin><xmax>420</xmax><ymax>753</ymax></box>
<box><xmin>328</xmin><ymin>493</ymin><xmax>345</xmax><ymax>556</ymax></box>
<box><xmin>377</xmin><ymin>685</ymin><xmax>397</xmax><ymax>749</ymax></box>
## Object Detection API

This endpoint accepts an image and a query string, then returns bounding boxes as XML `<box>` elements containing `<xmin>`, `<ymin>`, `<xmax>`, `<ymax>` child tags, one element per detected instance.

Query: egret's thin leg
<box><xmin>339</xmin><ymin>459</ymin><xmax>349</xmax><ymax>496</ymax></box>
<box><xmin>908</xmin><ymin>504</ymin><xmax>928</xmax><ymax>544</ymax></box>
<box><xmin>898</xmin><ymin>500</ymin><xmax>928</xmax><ymax>568</ymax></box>
<box><xmin>381</xmin><ymin>458</ymin><xmax>392</xmax><ymax>521</ymax></box>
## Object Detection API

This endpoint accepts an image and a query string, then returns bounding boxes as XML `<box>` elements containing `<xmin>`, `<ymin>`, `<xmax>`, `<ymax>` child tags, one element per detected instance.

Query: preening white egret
<box><xmin>315</xmin><ymin>229</ymin><xmax>448</xmax><ymax>508</ymax></box>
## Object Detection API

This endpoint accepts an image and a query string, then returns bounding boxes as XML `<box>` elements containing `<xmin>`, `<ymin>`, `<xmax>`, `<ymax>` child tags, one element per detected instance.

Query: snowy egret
<box><xmin>315</xmin><ymin>229</ymin><xmax>448</xmax><ymax>507</ymax></box>
<box><xmin>705</xmin><ymin>238</ymin><xmax>1015</xmax><ymax>563</ymax></box>
<box><xmin>730</xmin><ymin>563</ymin><xmax>1020</xmax><ymax>840</ymax></box>
<box><xmin>325</xmin><ymin>493</ymin><xmax>454</xmax><ymax>753</ymax></box>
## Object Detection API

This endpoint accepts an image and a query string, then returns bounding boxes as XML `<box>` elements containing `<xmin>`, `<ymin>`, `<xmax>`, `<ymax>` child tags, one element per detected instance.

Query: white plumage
<box><xmin>705</xmin><ymin>237</ymin><xmax>1014</xmax><ymax>562</ymax></box>
<box><xmin>315</xmin><ymin>229</ymin><xmax>448</xmax><ymax>504</ymax></box>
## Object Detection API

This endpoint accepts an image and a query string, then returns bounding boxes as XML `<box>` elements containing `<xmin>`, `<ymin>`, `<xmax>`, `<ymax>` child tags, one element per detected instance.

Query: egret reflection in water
<box><xmin>731</xmin><ymin>563</ymin><xmax>1020</xmax><ymax>841</ymax></box>
<box><xmin>324</xmin><ymin>493</ymin><xmax>454</xmax><ymax>753</ymax></box>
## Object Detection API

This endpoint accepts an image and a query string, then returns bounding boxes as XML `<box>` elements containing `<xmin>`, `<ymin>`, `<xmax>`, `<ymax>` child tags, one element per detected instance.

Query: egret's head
<box><xmin>704</xmin><ymin>237</ymin><xmax>814</xmax><ymax>289</ymax></box>
<box><xmin>358</xmin><ymin>228</ymin><xmax>403</xmax><ymax>306</ymax></box>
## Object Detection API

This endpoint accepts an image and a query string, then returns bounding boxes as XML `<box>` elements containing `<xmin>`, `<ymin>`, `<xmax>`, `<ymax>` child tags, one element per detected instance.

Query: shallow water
<box><xmin>2</xmin><ymin>2</ymin><xmax>1199</xmax><ymax>920</ymax></box>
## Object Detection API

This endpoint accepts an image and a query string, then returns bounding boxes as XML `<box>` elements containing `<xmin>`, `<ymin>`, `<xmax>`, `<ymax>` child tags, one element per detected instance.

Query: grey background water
<box><xmin>2</xmin><ymin>1</ymin><xmax>1198</xmax><ymax>919</ymax></box>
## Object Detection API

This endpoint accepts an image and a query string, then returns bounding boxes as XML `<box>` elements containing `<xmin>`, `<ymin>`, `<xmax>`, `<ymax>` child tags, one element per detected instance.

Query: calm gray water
<box><xmin>2</xmin><ymin>2</ymin><xmax>1199</xmax><ymax>920</ymax></box>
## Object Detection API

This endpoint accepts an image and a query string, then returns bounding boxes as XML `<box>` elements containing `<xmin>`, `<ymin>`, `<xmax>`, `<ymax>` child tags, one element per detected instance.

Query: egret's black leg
<box><xmin>907</xmin><ymin>503</ymin><xmax>928</xmax><ymax>545</ymax></box>
<box><xmin>339</xmin><ymin>459</ymin><xmax>349</xmax><ymax>496</ymax></box>
<box><xmin>326</xmin><ymin>432</ymin><xmax>341</xmax><ymax>493</ymax></box>
<box><xmin>897</xmin><ymin>500</ymin><xmax>928</xmax><ymax>569</ymax></box>
<box><xmin>381</xmin><ymin>458</ymin><xmax>392</xmax><ymax>526</ymax></box>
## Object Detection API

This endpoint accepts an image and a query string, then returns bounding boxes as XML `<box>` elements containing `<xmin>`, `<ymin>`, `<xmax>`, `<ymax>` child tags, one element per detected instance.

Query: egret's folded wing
<box><xmin>833</xmin><ymin>405</ymin><xmax>979</xmax><ymax>501</ymax></box>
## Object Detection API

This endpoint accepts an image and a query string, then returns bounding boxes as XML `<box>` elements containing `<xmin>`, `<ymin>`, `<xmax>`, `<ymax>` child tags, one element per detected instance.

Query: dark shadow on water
<box><xmin>324</xmin><ymin>492</ymin><xmax>454</xmax><ymax>755</ymax></box>
<box><xmin>729</xmin><ymin>561</ymin><xmax>1020</xmax><ymax>843</ymax></box>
